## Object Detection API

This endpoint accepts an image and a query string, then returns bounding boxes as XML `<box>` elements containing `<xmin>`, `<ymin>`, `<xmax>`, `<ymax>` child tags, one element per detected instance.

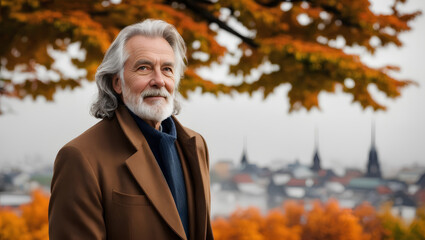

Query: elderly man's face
<box><xmin>113</xmin><ymin>35</ymin><xmax>176</xmax><ymax>122</ymax></box>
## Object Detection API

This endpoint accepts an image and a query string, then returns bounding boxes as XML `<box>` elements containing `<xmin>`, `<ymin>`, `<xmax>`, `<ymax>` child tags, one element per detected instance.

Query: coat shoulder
<box><xmin>67</xmin><ymin>117</ymin><xmax>132</xmax><ymax>151</ymax></box>
<box><xmin>57</xmin><ymin>116</ymin><xmax>134</xmax><ymax>167</ymax></box>
<box><xmin>65</xmin><ymin>117</ymin><xmax>115</xmax><ymax>148</ymax></box>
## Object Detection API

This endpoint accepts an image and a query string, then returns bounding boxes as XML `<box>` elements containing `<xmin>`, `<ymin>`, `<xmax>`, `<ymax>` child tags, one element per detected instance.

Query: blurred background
<box><xmin>1</xmin><ymin>0</ymin><xmax>425</xmax><ymax>239</ymax></box>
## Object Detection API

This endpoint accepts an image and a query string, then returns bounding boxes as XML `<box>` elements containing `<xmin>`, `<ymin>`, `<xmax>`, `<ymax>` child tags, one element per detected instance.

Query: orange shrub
<box><xmin>0</xmin><ymin>209</ymin><xmax>30</xmax><ymax>240</ymax></box>
<box><xmin>20</xmin><ymin>189</ymin><xmax>49</xmax><ymax>240</ymax></box>
<box><xmin>283</xmin><ymin>200</ymin><xmax>304</xmax><ymax>227</ymax></box>
<box><xmin>1</xmin><ymin>189</ymin><xmax>424</xmax><ymax>240</ymax></box>
<box><xmin>212</xmin><ymin>206</ymin><xmax>301</xmax><ymax>240</ymax></box>
<box><xmin>302</xmin><ymin>200</ymin><xmax>367</xmax><ymax>240</ymax></box>
<box><xmin>353</xmin><ymin>202</ymin><xmax>389</xmax><ymax>240</ymax></box>
<box><xmin>0</xmin><ymin>189</ymin><xmax>49</xmax><ymax>240</ymax></box>
<box><xmin>263</xmin><ymin>210</ymin><xmax>300</xmax><ymax>240</ymax></box>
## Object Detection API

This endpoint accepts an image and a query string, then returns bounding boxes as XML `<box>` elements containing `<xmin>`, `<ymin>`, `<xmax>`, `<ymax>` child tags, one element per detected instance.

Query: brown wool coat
<box><xmin>48</xmin><ymin>105</ymin><xmax>213</xmax><ymax>240</ymax></box>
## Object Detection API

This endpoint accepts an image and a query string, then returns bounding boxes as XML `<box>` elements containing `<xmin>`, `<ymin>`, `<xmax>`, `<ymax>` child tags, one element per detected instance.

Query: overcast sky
<box><xmin>1</xmin><ymin>0</ymin><xmax>424</xmax><ymax>176</ymax></box>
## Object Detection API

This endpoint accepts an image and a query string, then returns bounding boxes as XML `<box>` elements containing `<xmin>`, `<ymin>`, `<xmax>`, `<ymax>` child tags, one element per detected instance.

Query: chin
<box><xmin>122</xmin><ymin>85</ymin><xmax>175</xmax><ymax>122</ymax></box>
<box><xmin>127</xmin><ymin>98</ymin><xmax>174</xmax><ymax>123</ymax></box>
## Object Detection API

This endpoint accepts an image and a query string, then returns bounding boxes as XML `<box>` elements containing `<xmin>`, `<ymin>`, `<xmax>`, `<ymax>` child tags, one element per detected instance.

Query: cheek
<box><xmin>165</xmin><ymin>78</ymin><xmax>175</xmax><ymax>93</ymax></box>
<box><xmin>133</xmin><ymin>82</ymin><xmax>150</xmax><ymax>93</ymax></box>
<box><xmin>125</xmin><ymin>77</ymin><xmax>150</xmax><ymax>94</ymax></box>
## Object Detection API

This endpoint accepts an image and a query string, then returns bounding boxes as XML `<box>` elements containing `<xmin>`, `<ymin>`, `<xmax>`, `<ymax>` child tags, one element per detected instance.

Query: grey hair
<box><xmin>90</xmin><ymin>19</ymin><xmax>186</xmax><ymax>119</ymax></box>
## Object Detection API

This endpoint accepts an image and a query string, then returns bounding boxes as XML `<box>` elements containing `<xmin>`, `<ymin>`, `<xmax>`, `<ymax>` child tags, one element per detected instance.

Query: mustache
<box><xmin>141</xmin><ymin>88</ymin><xmax>171</xmax><ymax>99</ymax></box>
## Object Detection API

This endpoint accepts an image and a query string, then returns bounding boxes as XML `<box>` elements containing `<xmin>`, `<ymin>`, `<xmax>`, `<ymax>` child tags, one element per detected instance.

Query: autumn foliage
<box><xmin>212</xmin><ymin>200</ymin><xmax>425</xmax><ymax>240</ymax></box>
<box><xmin>212</xmin><ymin>207</ymin><xmax>301</xmax><ymax>240</ymax></box>
<box><xmin>1</xmin><ymin>191</ymin><xmax>425</xmax><ymax>239</ymax></box>
<box><xmin>0</xmin><ymin>189</ymin><xmax>49</xmax><ymax>240</ymax></box>
<box><xmin>0</xmin><ymin>0</ymin><xmax>421</xmax><ymax>113</ymax></box>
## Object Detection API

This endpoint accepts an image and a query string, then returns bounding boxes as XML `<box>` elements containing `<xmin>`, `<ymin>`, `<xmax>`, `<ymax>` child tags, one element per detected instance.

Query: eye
<box><xmin>137</xmin><ymin>65</ymin><xmax>151</xmax><ymax>71</ymax></box>
<box><xmin>163</xmin><ymin>67</ymin><xmax>173</xmax><ymax>72</ymax></box>
<box><xmin>162</xmin><ymin>67</ymin><xmax>174</xmax><ymax>76</ymax></box>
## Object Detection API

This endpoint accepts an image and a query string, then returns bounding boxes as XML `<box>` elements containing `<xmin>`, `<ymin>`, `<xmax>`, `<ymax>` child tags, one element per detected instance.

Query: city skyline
<box><xmin>1</xmin><ymin>0</ymin><xmax>424</xmax><ymax>176</ymax></box>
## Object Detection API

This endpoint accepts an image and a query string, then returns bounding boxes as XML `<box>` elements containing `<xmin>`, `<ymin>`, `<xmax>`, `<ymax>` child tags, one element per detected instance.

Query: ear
<box><xmin>112</xmin><ymin>75</ymin><xmax>122</xmax><ymax>94</ymax></box>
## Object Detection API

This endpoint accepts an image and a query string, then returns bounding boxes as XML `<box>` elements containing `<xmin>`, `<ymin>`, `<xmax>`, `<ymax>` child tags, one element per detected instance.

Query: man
<box><xmin>48</xmin><ymin>19</ymin><xmax>213</xmax><ymax>240</ymax></box>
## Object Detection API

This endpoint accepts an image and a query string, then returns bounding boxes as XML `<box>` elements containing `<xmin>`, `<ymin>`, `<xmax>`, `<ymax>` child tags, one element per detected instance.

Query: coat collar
<box><xmin>114</xmin><ymin>105</ymin><xmax>205</xmax><ymax>240</ymax></box>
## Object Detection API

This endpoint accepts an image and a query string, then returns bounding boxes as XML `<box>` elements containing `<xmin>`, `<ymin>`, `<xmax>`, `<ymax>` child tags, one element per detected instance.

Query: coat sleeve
<box><xmin>49</xmin><ymin>145</ymin><xmax>106</xmax><ymax>240</ymax></box>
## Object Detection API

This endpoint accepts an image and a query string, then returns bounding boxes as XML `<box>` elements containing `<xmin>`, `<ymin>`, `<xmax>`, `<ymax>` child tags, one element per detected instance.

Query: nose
<box><xmin>149</xmin><ymin>67</ymin><xmax>165</xmax><ymax>88</ymax></box>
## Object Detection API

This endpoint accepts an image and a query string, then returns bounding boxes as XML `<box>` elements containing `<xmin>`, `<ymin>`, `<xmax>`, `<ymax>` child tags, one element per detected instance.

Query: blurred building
<box><xmin>210</xmin><ymin>126</ymin><xmax>425</xmax><ymax>220</ymax></box>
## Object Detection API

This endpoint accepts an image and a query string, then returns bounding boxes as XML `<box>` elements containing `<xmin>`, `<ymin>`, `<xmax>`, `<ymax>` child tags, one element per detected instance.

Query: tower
<box><xmin>241</xmin><ymin>137</ymin><xmax>249</xmax><ymax>167</ymax></box>
<box><xmin>311</xmin><ymin>127</ymin><xmax>321</xmax><ymax>171</ymax></box>
<box><xmin>366</xmin><ymin>121</ymin><xmax>382</xmax><ymax>178</ymax></box>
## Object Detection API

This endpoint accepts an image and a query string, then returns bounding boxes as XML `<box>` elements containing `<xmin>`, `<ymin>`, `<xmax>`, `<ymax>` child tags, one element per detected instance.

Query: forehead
<box><xmin>125</xmin><ymin>35</ymin><xmax>175</xmax><ymax>62</ymax></box>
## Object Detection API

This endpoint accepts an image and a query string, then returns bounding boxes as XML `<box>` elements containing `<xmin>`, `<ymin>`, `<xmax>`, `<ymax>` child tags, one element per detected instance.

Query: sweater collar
<box><xmin>127</xmin><ymin>108</ymin><xmax>177</xmax><ymax>141</ymax></box>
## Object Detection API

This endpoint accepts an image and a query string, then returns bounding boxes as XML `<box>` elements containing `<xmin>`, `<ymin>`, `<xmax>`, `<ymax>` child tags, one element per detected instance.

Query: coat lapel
<box><xmin>115</xmin><ymin>106</ymin><xmax>187</xmax><ymax>240</ymax></box>
<box><xmin>173</xmin><ymin>117</ymin><xmax>208</xmax><ymax>240</ymax></box>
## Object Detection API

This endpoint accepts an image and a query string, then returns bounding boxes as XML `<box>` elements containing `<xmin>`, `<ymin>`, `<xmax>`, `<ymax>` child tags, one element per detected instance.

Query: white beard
<box><xmin>122</xmin><ymin>84</ymin><xmax>174</xmax><ymax>123</ymax></box>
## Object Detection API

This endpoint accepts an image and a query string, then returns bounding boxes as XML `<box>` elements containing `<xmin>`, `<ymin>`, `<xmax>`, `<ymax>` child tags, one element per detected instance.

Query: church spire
<box><xmin>366</xmin><ymin>120</ymin><xmax>382</xmax><ymax>178</ymax></box>
<box><xmin>241</xmin><ymin>136</ymin><xmax>249</xmax><ymax>167</ymax></box>
<box><xmin>311</xmin><ymin>126</ymin><xmax>321</xmax><ymax>171</ymax></box>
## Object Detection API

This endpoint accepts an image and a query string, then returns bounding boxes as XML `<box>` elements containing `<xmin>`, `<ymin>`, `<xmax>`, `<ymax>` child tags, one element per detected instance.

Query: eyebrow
<box><xmin>132</xmin><ymin>59</ymin><xmax>175</xmax><ymax>69</ymax></box>
<box><xmin>132</xmin><ymin>59</ymin><xmax>152</xmax><ymax>69</ymax></box>
<box><xmin>162</xmin><ymin>62</ymin><xmax>175</xmax><ymax>68</ymax></box>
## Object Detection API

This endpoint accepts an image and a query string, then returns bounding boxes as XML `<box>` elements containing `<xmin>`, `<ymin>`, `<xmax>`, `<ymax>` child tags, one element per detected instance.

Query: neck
<box><xmin>144</xmin><ymin>119</ymin><xmax>162</xmax><ymax>130</ymax></box>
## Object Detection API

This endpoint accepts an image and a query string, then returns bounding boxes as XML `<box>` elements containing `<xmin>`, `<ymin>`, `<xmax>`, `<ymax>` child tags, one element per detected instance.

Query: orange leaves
<box><xmin>0</xmin><ymin>211</ymin><xmax>31</xmax><ymax>240</ymax></box>
<box><xmin>11</xmin><ymin>10</ymin><xmax>63</xmax><ymax>24</ymax></box>
<box><xmin>64</xmin><ymin>11</ymin><xmax>112</xmax><ymax>53</ymax></box>
<box><xmin>263</xmin><ymin>210</ymin><xmax>301</xmax><ymax>240</ymax></box>
<box><xmin>212</xmin><ymin>200</ymin><xmax>425</xmax><ymax>240</ymax></box>
<box><xmin>181</xmin><ymin>69</ymin><xmax>232</xmax><ymax>97</ymax></box>
<box><xmin>20</xmin><ymin>190</ymin><xmax>49</xmax><ymax>236</ymax></box>
<box><xmin>0</xmin><ymin>189</ymin><xmax>49</xmax><ymax>240</ymax></box>
<box><xmin>303</xmin><ymin>200</ymin><xmax>366</xmax><ymax>240</ymax></box>
<box><xmin>283</xmin><ymin>200</ymin><xmax>304</xmax><ymax>227</ymax></box>
<box><xmin>226</xmin><ymin>208</ymin><xmax>264</xmax><ymax>240</ymax></box>
<box><xmin>212</xmin><ymin>207</ymin><xmax>300</xmax><ymax>240</ymax></box>
<box><xmin>0</xmin><ymin>0</ymin><xmax>421</xmax><ymax>112</ymax></box>
<box><xmin>1</xmin><ymin>191</ymin><xmax>424</xmax><ymax>240</ymax></box>
<box><xmin>353</xmin><ymin>202</ymin><xmax>389</xmax><ymax>240</ymax></box>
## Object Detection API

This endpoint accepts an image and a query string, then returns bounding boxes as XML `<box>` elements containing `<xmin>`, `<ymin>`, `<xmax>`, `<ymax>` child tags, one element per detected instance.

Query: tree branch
<box><xmin>178</xmin><ymin>0</ymin><xmax>259</xmax><ymax>48</ymax></box>
<box><xmin>255</xmin><ymin>0</ymin><xmax>363</xmax><ymax>29</ymax></box>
